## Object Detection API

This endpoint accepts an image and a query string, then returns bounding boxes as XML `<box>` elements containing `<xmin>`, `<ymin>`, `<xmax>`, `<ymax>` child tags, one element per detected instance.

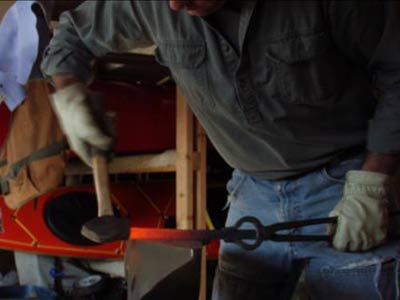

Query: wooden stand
<box><xmin>176</xmin><ymin>88</ymin><xmax>208</xmax><ymax>300</ymax></box>
<box><xmin>65</xmin><ymin>87</ymin><xmax>208</xmax><ymax>300</ymax></box>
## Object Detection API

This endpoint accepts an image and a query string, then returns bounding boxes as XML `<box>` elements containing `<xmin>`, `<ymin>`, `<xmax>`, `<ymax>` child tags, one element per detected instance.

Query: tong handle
<box><xmin>230</xmin><ymin>216</ymin><xmax>336</xmax><ymax>250</ymax></box>
<box><xmin>230</xmin><ymin>211</ymin><xmax>400</xmax><ymax>251</ymax></box>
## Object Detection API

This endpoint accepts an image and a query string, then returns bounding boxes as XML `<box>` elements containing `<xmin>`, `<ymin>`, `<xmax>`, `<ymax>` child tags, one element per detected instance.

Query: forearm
<box><xmin>42</xmin><ymin>1</ymin><xmax>152</xmax><ymax>84</ymax></box>
<box><xmin>327</xmin><ymin>2</ymin><xmax>400</xmax><ymax>176</ymax></box>
<box><xmin>361</xmin><ymin>152</ymin><xmax>400</xmax><ymax>175</ymax></box>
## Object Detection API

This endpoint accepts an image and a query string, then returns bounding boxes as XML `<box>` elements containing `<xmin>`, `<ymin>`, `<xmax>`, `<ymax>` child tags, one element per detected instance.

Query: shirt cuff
<box><xmin>41</xmin><ymin>47</ymin><xmax>94</xmax><ymax>84</ymax></box>
<box><xmin>367</xmin><ymin>118</ymin><xmax>400</xmax><ymax>154</ymax></box>
<box><xmin>367</xmin><ymin>87</ymin><xmax>400</xmax><ymax>154</ymax></box>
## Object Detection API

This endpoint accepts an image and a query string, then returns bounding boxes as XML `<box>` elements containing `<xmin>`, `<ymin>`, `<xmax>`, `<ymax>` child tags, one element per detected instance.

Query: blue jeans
<box><xmin>212</xmin><ymin>155</ymin><xmax>400</xmax><ymax>300</ymax></box>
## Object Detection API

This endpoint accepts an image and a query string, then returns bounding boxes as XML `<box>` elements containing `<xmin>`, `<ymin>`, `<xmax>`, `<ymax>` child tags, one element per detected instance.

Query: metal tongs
<box><xmin>128</xmin><ymin>211</ymin><xmax>400</xmax><ymax>250</ymax></box>
<box><xmin>128</xmin><ymin>215</ymin><xmax>337</xmax><ymax>250</ymax></box>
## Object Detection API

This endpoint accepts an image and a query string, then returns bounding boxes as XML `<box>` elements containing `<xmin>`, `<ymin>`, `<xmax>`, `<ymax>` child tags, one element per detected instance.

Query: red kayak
<box><xmin>0</xmin><ymin>182</ymin><xmax>175</xmax><ymax>259</ymax></box>
<box><xmin>0</xmin><ymin>81</ymin><xmax>220</xmax><ymax>259</ymax></box>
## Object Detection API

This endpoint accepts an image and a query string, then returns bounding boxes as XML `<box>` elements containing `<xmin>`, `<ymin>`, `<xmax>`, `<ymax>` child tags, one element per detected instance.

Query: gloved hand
<box><xmin>328</xmin><ymin>170</ymin><xmax>389</xmax><ymax>252</ymax></box>
<box><xmin>50</xmin><ymin>83</ymin><xmax>113</xmax><ymax>166</ymax></box>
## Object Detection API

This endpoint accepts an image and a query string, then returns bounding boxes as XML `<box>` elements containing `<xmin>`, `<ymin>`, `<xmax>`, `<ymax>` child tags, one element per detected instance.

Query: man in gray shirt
<box><xmin>42</xmin><ymin>1</ymin><xmax>400</xmax><ymax>299</ymax></box>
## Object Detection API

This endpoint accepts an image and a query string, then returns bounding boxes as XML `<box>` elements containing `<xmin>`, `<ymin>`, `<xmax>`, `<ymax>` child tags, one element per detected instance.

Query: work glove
<box><xmin>328</xmin><ymin>170</ymin><xmax>389</xmax><ymax>252</ymax></box>
<box><xmin>50</xmin><ymin>83</ymin><xmax>113</xmax><ymax>166</ymax></box>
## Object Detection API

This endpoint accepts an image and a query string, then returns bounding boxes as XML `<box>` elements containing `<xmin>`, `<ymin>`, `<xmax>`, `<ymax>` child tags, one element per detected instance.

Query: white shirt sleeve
<box><xmin>0</xmin><ymin>1</ymin><xmax>41</xmax><ymax>111</ymax></box>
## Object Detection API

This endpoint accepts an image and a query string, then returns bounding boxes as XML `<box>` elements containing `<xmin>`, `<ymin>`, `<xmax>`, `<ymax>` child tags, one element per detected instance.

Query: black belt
<box><xmin>328</xmin><ymin>145</ymin><xmax>365</xmax><ymax>166</ymax></box>
<box><xmin>274</xmin><ymin>145</ymin><xmax>366</xmax><ymax>181</ymax></box>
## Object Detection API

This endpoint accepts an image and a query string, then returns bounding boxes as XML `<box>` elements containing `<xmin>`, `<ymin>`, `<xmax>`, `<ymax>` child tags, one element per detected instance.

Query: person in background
<box><xmin>41</xmin><ymin>1</ymin><xmax>400</xmax><ymax>299</ymax></box>
<box><xmin>0</xmin><ymin>0</ymin><xmax>65</xmax><ymax>210</ymax></box>
<box><xmin>0</xmin><ymin>0</ymin><xmax>53</xmax><ymax>111</ymax></box>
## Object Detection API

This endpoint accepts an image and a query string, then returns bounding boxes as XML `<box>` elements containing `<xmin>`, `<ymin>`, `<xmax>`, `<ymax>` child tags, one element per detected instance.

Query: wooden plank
<box><xmin>175</xmin><ymin>88</ymin><xmax>194</xmax><ymax>230</ymax></box>
<box><xmin>195</xmin><ymin>122</ymin><xmax>208</xmax><ymax>300</ymax></box>
<box><xmin>195</xmin><ymin>122</ymin><xmax>207</xmax><ymax>230</ymax></box>
<box><xmin>65</xmin><ymin>150</ymin><xmax>176</xmax><ymax>175</ymax></box>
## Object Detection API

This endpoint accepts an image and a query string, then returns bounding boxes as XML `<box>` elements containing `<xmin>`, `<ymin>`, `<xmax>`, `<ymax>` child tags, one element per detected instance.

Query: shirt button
<box><xmin>264</xmin><ymin>69</ymin><xmax>272</xmax><ymax>82</ymax></box>
<box><xmin>239</xmin><ymin>80</ymin><xmax>251</xmax><ymax>93</ymax></box>
<box><xmin>222</xmin><ymin>44</ymin><xmax>230</xmax><ymax>52</ymax></box>
<box><xmin>238</xmin><ymin>79</ymin><xmax>246</xmax><ymax>87</ymax></box>
<box><xmin>247</xmin><ymin>111</ymin><xmax>262</xmax><ymax>124</ymax></box>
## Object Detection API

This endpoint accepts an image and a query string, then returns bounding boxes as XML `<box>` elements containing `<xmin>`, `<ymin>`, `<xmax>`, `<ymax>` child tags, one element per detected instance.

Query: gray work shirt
<box><xmin>42</xmin><ymin>0</ymin><xmax>400</xmax><ymax>179</ymax></box>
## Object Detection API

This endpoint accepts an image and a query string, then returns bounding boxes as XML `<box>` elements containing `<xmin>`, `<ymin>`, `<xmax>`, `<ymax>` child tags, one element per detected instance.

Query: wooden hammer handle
<box><xmin>92</xmin><ymin>153</ymin><xmax>113</xmax><ymax>217</ymax></box>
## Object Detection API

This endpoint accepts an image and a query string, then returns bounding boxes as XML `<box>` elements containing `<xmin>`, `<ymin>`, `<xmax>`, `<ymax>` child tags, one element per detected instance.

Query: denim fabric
<box><xmin>213</xmin><ymin>155</ymin><xmax>400</xmax><ymax>300</ymax></box>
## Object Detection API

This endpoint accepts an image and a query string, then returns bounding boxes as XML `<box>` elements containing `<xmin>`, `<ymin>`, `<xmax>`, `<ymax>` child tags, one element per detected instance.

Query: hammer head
<box><xmin>81</xmin><ymin>216</ymin><xmax>130</xmax><ymax>243</ymax></box>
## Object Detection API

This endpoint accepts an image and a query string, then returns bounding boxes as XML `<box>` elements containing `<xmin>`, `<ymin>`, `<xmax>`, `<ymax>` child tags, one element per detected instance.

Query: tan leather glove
<box><xmin>50</xmin><ymin>83</ymin><xmax>113</xmax><ymax>166</ymax></box>
<box><xmin>328</xmin><ymin>170</ymin><xmax>389</xmax><ymax>252</ymax></box>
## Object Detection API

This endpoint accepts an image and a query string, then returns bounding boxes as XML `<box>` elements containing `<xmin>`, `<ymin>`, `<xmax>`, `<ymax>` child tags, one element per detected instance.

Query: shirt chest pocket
<box><xmin>155</xmin><ymin>41</ymin><xmax>215</xmax><ymax>107</ymax></box>
<box><xmin>264</xmin><ymin>31</ymin><xmax>347</xmax><ymax>106</ymax></box>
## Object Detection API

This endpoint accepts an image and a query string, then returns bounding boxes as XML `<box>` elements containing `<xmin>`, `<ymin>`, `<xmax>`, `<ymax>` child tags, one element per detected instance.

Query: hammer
<box><xmin>81</xmin><ymin>151</ymin><xmax>130</xmax><ymax>243</ymax></box>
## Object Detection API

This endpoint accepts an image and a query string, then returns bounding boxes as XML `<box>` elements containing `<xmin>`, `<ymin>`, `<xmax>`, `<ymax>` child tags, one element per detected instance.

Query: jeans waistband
<box><xmin>327</xmin><ymin>145</ymin><xmax>366</xmax><ymax>166</ymax></box>
<box><xmin>271</xmin><ymin>146</ymin><xmax>366</xmax><ymax>181</ymax></box>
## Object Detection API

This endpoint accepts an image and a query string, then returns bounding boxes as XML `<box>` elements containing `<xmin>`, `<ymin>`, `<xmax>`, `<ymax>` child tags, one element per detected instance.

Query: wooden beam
<box><xmin>65</xmin><ymin>150</ymin><xmax>176</xmax><ymax>175</ymax></box>
<box><xmin>175</xmin><ymin>88</ymin><xmax>194</xmax><ymax>230</ymax></box>
<box><xmin>195</xmin><ymin>122</ymin><xmax>207</xmax><ymax>300</ymax></box>
<box><xmin>195</xmin><ymin>122</ymin><xmax>207</xmax><ymax>230</ymax></box>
